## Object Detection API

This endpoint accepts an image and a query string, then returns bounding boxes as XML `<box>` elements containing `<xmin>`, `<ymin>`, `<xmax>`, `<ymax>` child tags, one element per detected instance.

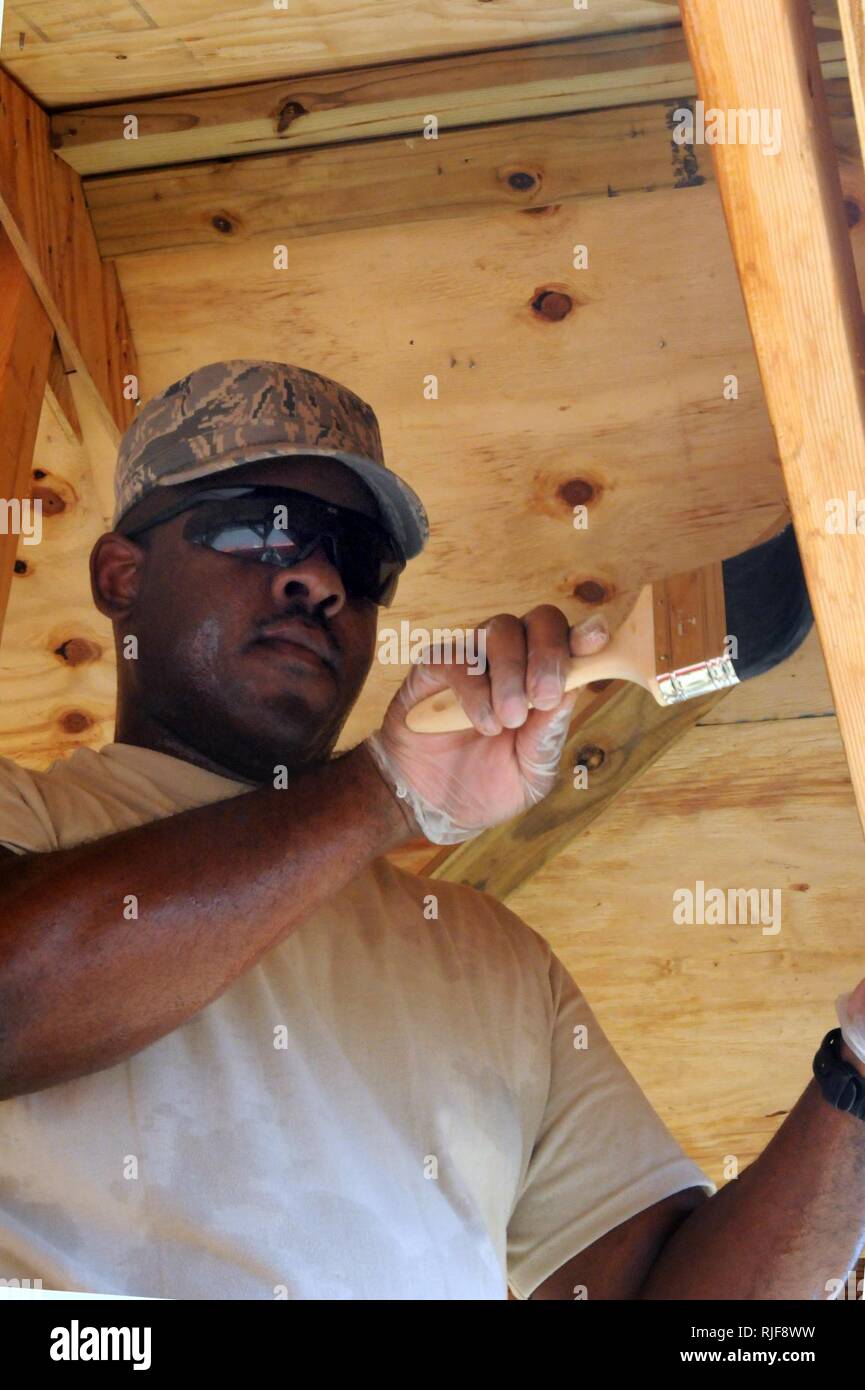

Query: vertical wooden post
<box><xmin>0</xmin><ymin>230</ymin><xmax>53</xmax><ymax>640</ymax></box>
<box><xmin>679</xmin><ymin>0</ymin><xmax>865</xmax><ymax>839</ymax></box>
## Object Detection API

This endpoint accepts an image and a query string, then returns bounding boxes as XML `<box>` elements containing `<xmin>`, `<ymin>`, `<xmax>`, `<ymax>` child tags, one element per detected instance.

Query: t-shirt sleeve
<box><xmin>506</xmin><ymin>949</ymin><xmax>715</xmax><ymax>1299</ymax></box>
<box><xmin>0</xmin><ymin>756</ymin><xmax>56</xmax><ymax>854</ymax></box>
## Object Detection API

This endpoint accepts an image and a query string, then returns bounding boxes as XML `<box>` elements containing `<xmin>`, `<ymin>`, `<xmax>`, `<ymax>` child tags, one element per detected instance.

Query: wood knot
<box><xmin>531</xmin><ymin>288</ymin><xmax>573</xmax><ymax>321</ymax></box>
<box><xmin>54</xmin><ymin>637</ymin><xmax>102</xmax><ymax>667</ymax></box>
<box><xmin>575</xmin><ymin>744</ymin><xmax>606</xmax><ymax>771</ymax></box>
<box><xmin>558</xmin><ymin>478</ymin><xmax>598</xmax><ymax>508</ymax></box>
<box><xmin>276</xmin><ymin>99</ymin><xmax>307</xmax><ymax>134</ymax></box>
<box><xmin>31</xmin><ymin>485</ymin><xmax>66</xmax><ymax>515</ymax></box>
<box><xmin>59</xmin><ymin>710</ymin><xmax>94</xmax><ymax>734</ymax></box>
<box><xmin>573</xmin><ymin>579</ymin><xmax>608</xmax><ymax>604</ymax></box>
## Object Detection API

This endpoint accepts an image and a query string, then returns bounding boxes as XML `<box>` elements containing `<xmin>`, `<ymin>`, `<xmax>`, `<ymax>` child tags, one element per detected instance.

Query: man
<box><xmin>0</xmin><ymin>359</ymin><xmax>863</xmax><ymax>1301</ymax></box>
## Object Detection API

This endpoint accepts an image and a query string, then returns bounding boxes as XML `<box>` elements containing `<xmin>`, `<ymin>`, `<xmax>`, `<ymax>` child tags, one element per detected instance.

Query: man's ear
<box><xmin>90</xmin><ymin>533</ymin><xmax>147</xmax><ymax>618</ymax></box>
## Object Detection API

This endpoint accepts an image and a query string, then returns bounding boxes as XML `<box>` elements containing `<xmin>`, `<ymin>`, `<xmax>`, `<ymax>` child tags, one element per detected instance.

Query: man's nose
<box><xmin>268</xmin><ymin>542</ymin><xmax>346</xmax><ymax>617</ymax></box>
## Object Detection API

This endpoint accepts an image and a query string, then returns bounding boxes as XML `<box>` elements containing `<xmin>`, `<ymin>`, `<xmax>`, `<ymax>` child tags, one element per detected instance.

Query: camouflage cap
<box><xmin>113</xmin><ymin>360</ymin><xmax>429</xmax><ymax>559</ymax></box>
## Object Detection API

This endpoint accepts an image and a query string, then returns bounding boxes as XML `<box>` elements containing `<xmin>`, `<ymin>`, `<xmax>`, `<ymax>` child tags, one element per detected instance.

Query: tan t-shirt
<box><xmin>0</xmin><ymin>743</ymin><xmax>713</xmax><ymax>1300</ymax></box>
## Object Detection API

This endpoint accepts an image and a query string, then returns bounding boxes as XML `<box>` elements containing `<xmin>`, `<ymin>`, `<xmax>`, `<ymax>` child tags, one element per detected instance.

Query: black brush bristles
<box><xmin>721</xmin><ymin>523</ymin><xmax>814</xmax><ymax>682</ymax></box>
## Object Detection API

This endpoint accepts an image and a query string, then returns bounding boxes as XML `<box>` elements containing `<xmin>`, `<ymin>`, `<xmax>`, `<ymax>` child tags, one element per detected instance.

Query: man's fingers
<box><xmin>399</xmin><ymin>653</ymin><xmax>499</xmax><ymax>736</ymax></box>
<box><xmin>396</xmin><ymin>607</ymin><xmax>610</xmax><ymax>737</ymax></box>
<box><xmin>523</xmin><ymin>605</ymin><xmax>571</xmax><ymax>710</ymax></box>
<box><xmin>570</xmin><ymin>614</ymin><xmax>610</xmax><ymax>656</ymax></box>
<box><xmin>482</xmin><ymin>614</ymin><xmax>529</xmax><ymax>729</ymax></box>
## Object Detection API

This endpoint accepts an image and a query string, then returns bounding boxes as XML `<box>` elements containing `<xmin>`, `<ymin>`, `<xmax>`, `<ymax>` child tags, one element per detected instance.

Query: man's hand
<box><xmin>368</xmin><ymin>606</ymin><xmax>609</xmax><ymax>838</ymax></box>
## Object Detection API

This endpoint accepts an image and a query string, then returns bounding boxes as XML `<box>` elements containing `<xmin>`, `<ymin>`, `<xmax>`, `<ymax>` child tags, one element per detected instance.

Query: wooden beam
<box><xmin>83</xmin><ymin>102</ymin><xmax>693</xmax><ymax>259</ymax></box>
<box><xmin>83</xmin><ymin>67</ymin><xmax>860</xmax><ymax>262</ymax></box>
<box><xmin>0</xmin><ymin>69</ymin><xmax>137</xmax><ymax>441</ymax></box>
<box><xmin>839</xmin><ymin>1</ymin><xmax>865</xmax><ymax>139</ymax></box>
<box><xmin>0</xmin><ymin>230</ymin><xmax>54</xmax><ymax>642</ymax></box>
<box><xmin>680</xmin><ymin>0</ymin><xmax>865</xmax><ymax>840</ymax></box>
<box><xmin>50</xmin><ymin>30</ymin><xmax>846</xmax><ymax>178</ymax></box>
<box><xmin>44</xmin><ymin>339</ymin><xmax>82</xmax><ymax>446</ymax></box>
<box><xmin>0</xmin><ymin>1</ymin><xmax>683</xmax><ymax>108</ymax></box>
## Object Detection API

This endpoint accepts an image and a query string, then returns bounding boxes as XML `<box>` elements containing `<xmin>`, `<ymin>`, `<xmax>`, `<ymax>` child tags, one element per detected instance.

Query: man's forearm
<box><xmin>0</xmin><ymin>743</ymin><xmax>415</xmax><ymax>1100</ymax></box>
<box><xmin>640</xmin><ymin>1062</ymin><xmax>865</xmax><ymax>1299</ymax></box>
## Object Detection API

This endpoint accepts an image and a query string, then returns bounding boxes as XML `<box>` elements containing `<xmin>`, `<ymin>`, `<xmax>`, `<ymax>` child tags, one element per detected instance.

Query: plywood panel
<box><xmin>110</xmin><ymin>181</ymin><xmax>794</xmax><ymax>753</ymax></box>
<box><xmin>508</xmin><ymin>709</ymin><xmax>862</xmax><ymax>1180</ymax></box>
<box><xmin>1</xmin><ymin>0</ymin><xmax>681</xmax><ymax>107</ymax></box>
<box><xmin>0</xmin><ymin>392</ymin><xmax>116</xmax><ymax>767</ymax></box>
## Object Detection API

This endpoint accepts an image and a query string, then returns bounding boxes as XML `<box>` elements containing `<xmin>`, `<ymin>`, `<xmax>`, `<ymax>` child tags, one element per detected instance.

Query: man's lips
<box><xmin>253</xmin><ymin>621</ymin><xmax>338</xmax><ymax>672</ymax></box>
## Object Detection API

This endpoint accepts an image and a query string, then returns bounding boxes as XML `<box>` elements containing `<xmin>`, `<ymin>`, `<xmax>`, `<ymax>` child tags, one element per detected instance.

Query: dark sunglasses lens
<box><xmin>185</xmin><ymin>500</ymin><xmax>401</xmax><ymax>605</ymax></box>
<box><xmin>206</xmin><ymin>520</ymin><xmax>299</xmax><ymax>562</ymax></box>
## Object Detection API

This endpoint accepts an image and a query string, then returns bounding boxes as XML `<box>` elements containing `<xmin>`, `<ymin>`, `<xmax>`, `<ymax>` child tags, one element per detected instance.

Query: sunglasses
<box><xmin>120</xmin><ymin>484</ymin><xmax>406</xmax><ymax>607</ymax></box>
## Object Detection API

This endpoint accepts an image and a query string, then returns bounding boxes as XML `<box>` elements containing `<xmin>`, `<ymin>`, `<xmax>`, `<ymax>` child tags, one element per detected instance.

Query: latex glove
<box><xmin>365</xmin><ymin>608</ymin><xmax>609</xmax><ymax>844</ymax></box>
<box><xmin>836</xmin><ymin>978</ymin><xmax>865</xmax><ymax>1068</ymax></box>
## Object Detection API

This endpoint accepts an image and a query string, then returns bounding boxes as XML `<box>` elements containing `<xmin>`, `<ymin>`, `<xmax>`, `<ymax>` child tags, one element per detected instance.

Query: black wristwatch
<box><xmin>813</xmin><ymin>1028</ymin><xmax>865</xmax><ymax>1121</ymax></box>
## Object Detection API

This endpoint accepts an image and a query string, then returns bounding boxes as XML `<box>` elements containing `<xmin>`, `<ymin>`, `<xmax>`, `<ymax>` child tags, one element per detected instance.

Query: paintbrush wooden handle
<box><xmin>404</xmin><ymin>586</ymin><xmax>661</xmax><ymax>733</ymax></box>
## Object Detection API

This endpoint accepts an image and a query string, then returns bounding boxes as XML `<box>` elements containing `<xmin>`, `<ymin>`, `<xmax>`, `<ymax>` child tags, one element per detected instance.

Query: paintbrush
<box><xmin>405</xmin><ymin>523</ymin><xmax>813</xmax><ymax>733</ymax></box>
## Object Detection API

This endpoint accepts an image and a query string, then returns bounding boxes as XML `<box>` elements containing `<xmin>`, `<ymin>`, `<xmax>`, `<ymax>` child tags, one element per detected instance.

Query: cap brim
<box><xmin>119</xmin><ymin>445</ymin><xmax>429</xmax><ymax>560</ymax></box>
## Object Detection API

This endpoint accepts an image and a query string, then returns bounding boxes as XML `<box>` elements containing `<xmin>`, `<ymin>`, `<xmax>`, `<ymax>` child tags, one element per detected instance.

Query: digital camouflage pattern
<box><xmin>114</xmin><ymin>360</ymin><xmax>429</xmax><ymax>559</ymax></box>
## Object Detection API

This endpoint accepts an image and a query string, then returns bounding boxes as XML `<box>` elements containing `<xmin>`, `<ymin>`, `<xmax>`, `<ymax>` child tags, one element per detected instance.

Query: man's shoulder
<box><xmin>0</xmin><ymin>750</ymin><xmax>94</xmax><ymax>853</ymax></box>
<box><xmin>365</xmin><ymin>855</ymin><xmax>553</xmax><ymax>967</ymax></box>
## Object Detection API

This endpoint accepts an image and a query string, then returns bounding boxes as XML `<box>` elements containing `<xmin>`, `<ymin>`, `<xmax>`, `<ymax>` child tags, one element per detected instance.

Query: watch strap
<box><xmin>813</xmin><ymin>1028</ymin><xmax>865</xmax><ymax>1120</ymax></box>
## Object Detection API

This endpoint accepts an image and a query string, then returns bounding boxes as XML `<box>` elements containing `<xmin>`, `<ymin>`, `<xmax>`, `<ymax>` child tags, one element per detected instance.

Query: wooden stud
<box><xmin>0</xmin><ymin>230</ymin><xmax>54</xmax><ymax>642</ymax></box>
<box><xmin>839</xmin><ymin>2</ymin><xmax>865</xmax><ymax>141</ymax></box>
<box><xmin>680</xmin><ymin>0</ymin><xmax>865</xmax><ymax>839</ymax></box>
<box><xmin>0</xmin><ymin>69</ymin><xmax>138</xmax><ymax>442</ymax></box>
<box><xmin>45</xmin><ymin>340</ymin><xmax>83</xmax><ymax>446</ymax></box>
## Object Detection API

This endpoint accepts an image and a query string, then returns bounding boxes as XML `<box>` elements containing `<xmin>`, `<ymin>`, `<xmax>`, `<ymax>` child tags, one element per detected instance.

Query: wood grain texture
<box><xmin>50</xmin><ymin>30</ymin><xmax>846</xmax><ymax>177</ymax></box>
<box><xmin>0</xmin><ymin>388</ymin><xmax>116</xmax><ymax>765</ymax></box>
<box><xmin>0</xmin><ymin>230</ymin><xmax>53</xmax><ymax>642</ymax></box>
<box><xmin>82</xmin><ymin>72</ymin><xmax>861</xmax><ymax>261</ymax></box>
<box><xmin>2</xmin><ymin>0</ymin><xmax>681</xmax><ymax>107</ymax></box>
<box><xmin>84</xmin><ymin>103</ymin><xmax>691</xmax><ymax>259</ymax></box>
<box><xmin>840</xmin><ymin>2</ymin><xmax>865</xmax><ymax>168</ymax></box>
<box><xmin>507</xmin><ymin>708</ymin><xmax>859</xmax><ymax>1179</ymax></box>
<box><xmin>45</xmin><ymin>338</ymin><xmax>82</xmax><ymax>444</ymax></box>
<box><xmin>0</xmin><ymin>68</ymin><xmax>137</xmax><ymax>440</ymax></box>
<box><xmin>426</xmin><ymin>677</ymin><xmax>727</xmax><ymax>896</ymax></box>
<box><xmin>681</xmin><ymin>0</ymin><xmax>865</xmax><ymax>845</ymax></box>
<box><xmin>111</xmin><ymin>176</ymin><xmax>798</xmax><ymax>758</ymax></box>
